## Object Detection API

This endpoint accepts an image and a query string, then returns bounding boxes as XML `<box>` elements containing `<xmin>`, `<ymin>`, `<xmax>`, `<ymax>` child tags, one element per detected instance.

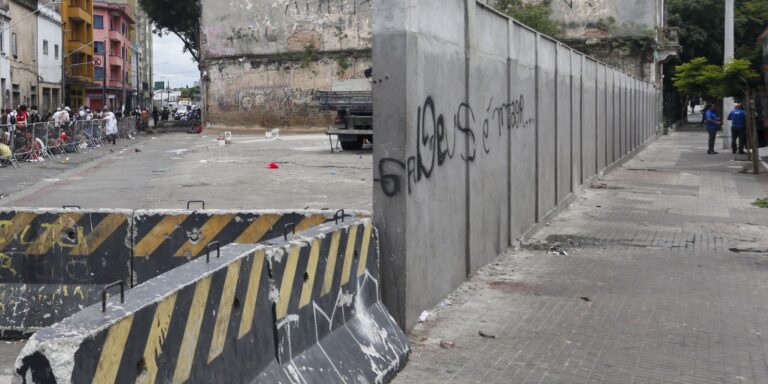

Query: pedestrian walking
<box><xmin>705</xmin><ymin>103</ymin><xmax>721</xmax><ymax>155</ymax></box>
<box><xmin>727</xmin><ymin>103</ymin><xmax>747</xmax><ymax>155</ymax></box>
<box><xmin>152</xmin><ymin>107</ymin><xmax>159</xmax><ymax>128</ymax></box>
<box><xmin>104</xmin><ymin>108</ymin><xmax>118</xmax><ymax>145</ymax></box>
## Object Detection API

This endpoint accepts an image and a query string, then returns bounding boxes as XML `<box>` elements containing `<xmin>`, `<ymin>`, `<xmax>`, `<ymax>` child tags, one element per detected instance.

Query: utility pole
<box><xmin>102</xmin><ymin>39</ymin><xmax>107</xmax><ymax>110</ymax></box>
<box><xmin>722</xmin><ymin>0</ymin><xmax>734</xmax><ymax>149</ymax></box>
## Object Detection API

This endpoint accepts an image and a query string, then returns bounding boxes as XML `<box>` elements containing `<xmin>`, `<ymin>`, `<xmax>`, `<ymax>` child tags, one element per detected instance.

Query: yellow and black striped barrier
<box><xmin>0</xmin><ymin>208</ymin><xmax>132</xmax><ymax>337</ymax></box>
<box><xmin>131</xmin><ymin>210</ymin><xmax>332</xmax><ymax>284</ymax></box>
<box><xmin>14</xmin><ymin>217</ymin><xmax>410</xmax><ymax>383</ymax></box>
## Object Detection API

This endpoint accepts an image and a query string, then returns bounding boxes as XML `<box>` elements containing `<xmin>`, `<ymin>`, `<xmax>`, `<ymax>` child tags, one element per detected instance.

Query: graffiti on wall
<box><xmin>377</xmin><ymin>95</ymin><xmax>534</xmax><ymax>197</ymax></box>
<box><xmin>283</xmin><ymin>0</ymin><xmax>370</xmax><ymax>15</ymax></box>
<box><xmin>233</xmin><ymin>87</ymin><xmax>317</xmax><ymax>113</ymax></box>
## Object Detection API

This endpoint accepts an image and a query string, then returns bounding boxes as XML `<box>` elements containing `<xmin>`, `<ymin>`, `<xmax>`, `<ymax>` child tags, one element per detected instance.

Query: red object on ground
<box><xmin>266</xmin><ymin>163</ymin><xmax>279</xmax><ymax>169</ymax></box>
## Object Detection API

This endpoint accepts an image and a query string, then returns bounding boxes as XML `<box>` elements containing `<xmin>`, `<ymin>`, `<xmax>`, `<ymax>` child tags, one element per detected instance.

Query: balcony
<box><xmin>656</xmin><ymin>27</ymin><xmax>681</xmax><ymax>63</ymax></box>
<box><xmin>108</xmin><ymin>29</ymin><xmax>123</xmax><ymax>42</ymax></box>
<box><xmin>67</xmin><ymin>4</ymin><xmax>91</xmax><ymax>23</ymax></box>
<box><xmin>70</xmin><ymin>65</ymin><xmax>94</xmax><ymax>83</ymax></box>
<box><xmin>66</xmin><ymin>39</ymin><xmax>93</xmax><ymax>56</ymax></box>
<box><xmin>107</xmin><ymin>53</ymin><xmax>123</xmax><ymax>67</ymax></box>
<box><xmin>108</xmin><ymin>79</ymin><xmax>124</xmax><ymax>88</ymax></box>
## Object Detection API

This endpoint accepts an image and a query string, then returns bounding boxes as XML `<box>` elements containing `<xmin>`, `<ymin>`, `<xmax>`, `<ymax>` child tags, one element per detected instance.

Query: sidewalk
<box><xmin>393</xmin><ymin>131</ymin><xmax>768</xmax><ymax>383</ymax></box>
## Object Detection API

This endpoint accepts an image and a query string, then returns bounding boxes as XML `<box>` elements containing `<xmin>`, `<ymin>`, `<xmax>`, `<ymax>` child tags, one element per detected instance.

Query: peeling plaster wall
<box><xmin>549</xmin><ymin>0</ymin><xmax>660</xmax><ymax>40</ymax></box>
<box><xmin>200</xmin><ymin>0</ymin><xmax>372</xmax><ymax>128</ymax></box>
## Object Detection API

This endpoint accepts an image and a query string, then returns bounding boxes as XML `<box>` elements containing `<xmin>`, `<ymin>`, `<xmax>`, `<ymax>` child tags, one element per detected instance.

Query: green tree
<box><xmin>180</xmin><ymin>86</ymin><xmax>200</xmax><ymax>99</ymax></box>
<box><xmin>493</xmin><ymin>0</ymin><xmax>561</xmax><ymax>37</ymax></box>
<box><xmin>673</xmin><ymin>57</ymin><xmax>759</xmax><ymax>99</ymax></box>
<box><xmin>138</xmin><ymin>0</ymin><xmax>201</xmax><ymax>62</ymax></box>
<box><xmin>668</xmin><ymin>0</ymin><xmax>768</xmax><ymax>71</ymax></box>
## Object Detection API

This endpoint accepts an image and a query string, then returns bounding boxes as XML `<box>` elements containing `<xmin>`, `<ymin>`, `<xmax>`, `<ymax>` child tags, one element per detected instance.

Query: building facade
<box><xmin>85</xmin><ymin>1</ymin><xmax>133</xmax><ymax>111</ymax></box>
<box><xmin>199</xmin><ymin>0</ymin><xmax>372</xmax><ymax>128</ymax></box>
<box><xmin>0</xmin><ymin>0</ymin><xmax>10</xmax><ymax>110</ymax></box>
<box><xmin>61</xmin><ymin>0</ymin><xmax>94</xmax><ymax>108</ymax></box>
<box><xmin>9</xmin><ymin>0</ymin><xmax>39</xmax><ymax>108</ymax></box>
<box><xmin>37</xmin><ymin>2</ymin><xmax>61</xmax><ymax>116</ymax></box>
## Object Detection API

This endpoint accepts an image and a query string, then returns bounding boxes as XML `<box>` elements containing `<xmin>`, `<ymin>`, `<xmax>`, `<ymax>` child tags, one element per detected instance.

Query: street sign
<box><xmin>93</xmin><ymin>57</ymin><xmax>102</xmax><ymax>67</ymax></box>
<box><xmin>154</xmin><ymin>81</ymin><xmax>165</xmax><ymax>91</ymax></box>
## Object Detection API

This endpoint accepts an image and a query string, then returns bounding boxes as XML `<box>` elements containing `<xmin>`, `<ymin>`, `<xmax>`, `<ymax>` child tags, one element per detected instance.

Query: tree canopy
<box><xmin>493</xmin><ymin>0</ymin><xmax>561</xmax><ymax>37</ymax></box>
<box><xmin>668</xmin><ymin>0</ymin><xmax>768</xmax><ymax>72</ymax></box>
<box><xmin>139</xmin><ymin>0</ymin><xmax>201</xmax><ymax>63</ymax></box>
<box><xmin>673</xmin><ymin>57</ymin><xmax>759</xmax><ymax>99</ymax></box>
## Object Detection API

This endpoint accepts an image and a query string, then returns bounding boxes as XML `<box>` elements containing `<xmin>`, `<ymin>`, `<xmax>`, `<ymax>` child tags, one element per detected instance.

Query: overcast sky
<box><xmin>152</xmin><ymin>33</ymin><xmax>199</xmax><ymax>89</ymax></box>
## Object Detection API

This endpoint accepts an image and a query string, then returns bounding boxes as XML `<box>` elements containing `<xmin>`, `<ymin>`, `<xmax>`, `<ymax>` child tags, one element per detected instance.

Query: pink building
<box><xmin>86</xmin><ymin>1</ymin><xmax>134</xmax><ymax>111</ymax></box>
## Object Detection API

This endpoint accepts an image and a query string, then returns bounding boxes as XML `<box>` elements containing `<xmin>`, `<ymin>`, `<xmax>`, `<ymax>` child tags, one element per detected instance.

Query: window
<box><xmin>0</xmin><ymin>32</ymin><xmax>4</xmax><ymax>54</ymax></box>
<box><xmin>11</xmin><ymin>32</ymin><xmax>16</xmax><ymax>58</ymax></box>
<box><xmin>122</xmin><ymin>23</ymin><xmax>126</xmax><ymax>35</ymax></box>
<box><xmin>54</xmin><ymin>44</ymin><xmax>59</xmax><ymax>59</ymax></box>
<box><xmin>94</xmin><ymin>41</ymin><xmax>105</xmax><ymax>54</ymax></box>
<box><xmin>94</xmin><ymin>15</ymin><xmax>103</xmax><ymax>29</ymax></box>
<box><xmin>95</xmin><ymin>67</ymin><xmax>105</xmax><ymax>80</ymax></box>
<box><xmin>43</xmin><ymin>40</ymin><xmax>48</xmax><ymax>55</ymax></box>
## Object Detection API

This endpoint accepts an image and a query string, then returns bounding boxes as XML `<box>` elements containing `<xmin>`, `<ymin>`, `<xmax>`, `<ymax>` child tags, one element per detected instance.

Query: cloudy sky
<box><xmin>152</xmin><ymin>34</ymin><xmax>199</xmax><ymax>89</ymax></box>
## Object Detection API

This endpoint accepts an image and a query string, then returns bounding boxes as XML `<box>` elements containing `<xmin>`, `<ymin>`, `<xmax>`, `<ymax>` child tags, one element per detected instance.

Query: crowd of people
<box><xmin>0</xmin><ymin>104</ymin><xmax>127</xmax><ymax>167</ymax></box>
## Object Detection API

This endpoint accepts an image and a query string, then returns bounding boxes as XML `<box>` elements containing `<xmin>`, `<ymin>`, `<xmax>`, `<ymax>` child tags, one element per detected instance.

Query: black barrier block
<box><xmin>131</xmin><ymin>210</ymin><xmax>331</xmax><ymax>285</ymax></box>
<box><xmin>15</xmin><ymin>219</ymin><xmax>409</xmax><ymax>384</ymax></box>
<box><xmin>0</xmin><ymin>209</ymin><xmax>132</xmax><ymax>333</ymax></box>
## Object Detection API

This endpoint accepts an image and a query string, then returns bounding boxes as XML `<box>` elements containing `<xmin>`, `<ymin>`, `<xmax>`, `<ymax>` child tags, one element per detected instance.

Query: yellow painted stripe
<box><xmin>275</xmin><ymin>246</ymin><xmax>301</xmax><ymax>320</ymax></box>
<box><xmin>93</xmin><ymin>315</ymin><xmax>134</xmax><ymax>384</ymax></box>
<box><xmin>133</xmin><ymin>215</ymin><xmax>188</xmax><ymax>257</ymax></box>
<box><xmin>0</xmin><ymin>212</ymin><xmax>37</xmax><ymax>250</ymax></box>
<box><xmin>208</xmin><ymin>260</ymin><xmax>242</xmax><ymax>363</ymax></box>
<box><xmin>340</xmin><ymin>225</ymin><xmax>358</xmax><ymax>285</ymax></box>
<box><xmin>295</xmin><ymin>214</ymin><xmax>327</xmax><ymax>232</ymax></box>
<box><xmin>25</xmin><ymin>213</ymin><xmax>82</xmax><ymax>255</ymax></box>
<box><xmin>70</xmin><ymin>214</ymin><xmax>127</xmax><ymax>256</ymax></box>
<box><xmin>321</xmin><ymin>231</ymin><xmax>342</xmax><ymax>296</ymax></box>
<box><xmin>173</xmin><ymin>214</ymin><xmax>235</xmax><ymax>257</ymax></box>
<box><xmin>357</xmin><ymin>224</ymin><xmax>373</xmax><ymax>277</ymax></box>
<box><xmin>299</xmin><ymin>240</ymin><xmax>321</xmax><ymax>308</ymax></box>
<box><xmin>136</xmin><ymin>294</ymin><xmax>177</xmax><ymax>384</ymax></box>
<box><xmin>172</xmin><ymin>276</ymin><xmax>212</xmax><ymax>384</ymax></box>
<box><xmin>233</xmin><ymin>214</ymin><xmax>281</xmax><ymax>244</ymax></box>
<box><xmin>238</xmin><ymin>250</ymin><xmax>266</xmax><ymax>339</ymax></box>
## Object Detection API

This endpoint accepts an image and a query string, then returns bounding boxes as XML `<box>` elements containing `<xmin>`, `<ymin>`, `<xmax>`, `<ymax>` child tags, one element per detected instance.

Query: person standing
<box><xmin>151</xmin><ymin>106</ymin><xmax>159</xmax><ymax>128</ymax></box>
<box><xmin>727</xmin><ymin>103</ymin><xmax>747</xmax><ymax>154</ymax></box>
<box><xmin>705</xmin><ymin>103</ymin><xmax>721</xmax><ymax>155</ymax></box>
<box><xmin>104</xmin><ymin>108</ymin><xmax>118</xmax><ymax>145</ymax></box>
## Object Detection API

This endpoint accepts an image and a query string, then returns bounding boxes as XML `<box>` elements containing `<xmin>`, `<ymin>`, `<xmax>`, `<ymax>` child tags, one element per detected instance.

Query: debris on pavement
<box><xmin>478</xmin><ymin>331</ymin><xmax>496</xmax><ymax>339</ymax></box>
<box><xmin>549</xmin><ymin>247</ymin><xmax>568</xmax><ymax>256</ymax></box>
<box><xmin>266</xmin><ymin>162</ymin><xmax>280</xmax><ymax>169</ymax></box>
<box><xmin>418</xmin><ymin>310</ymin><xmax>430</xmax><ymax>323</ymax></box>
<box><xmin>439</xmin><ymin>340</ymin><xmax>455</xmax><ymax>349</ymax></box>
<box><xmin>580</xmin><ymin>297</ymin><xmax>592</xmax><ymax>303</ymax></box>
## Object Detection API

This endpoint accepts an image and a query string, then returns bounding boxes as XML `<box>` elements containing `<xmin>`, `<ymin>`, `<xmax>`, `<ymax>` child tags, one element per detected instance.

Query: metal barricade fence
<box><xmin>30</xmin><ymin>122</ymin><xmax>52</xmax><ymax>159</ymax></box>
<box><xmin>117</xmin><ymin>116</ymin><xmax>137</xmax><ymax>139</ymax></box>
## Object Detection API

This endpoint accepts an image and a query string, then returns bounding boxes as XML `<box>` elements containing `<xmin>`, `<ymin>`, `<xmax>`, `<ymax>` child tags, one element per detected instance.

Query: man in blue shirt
<box><xmin>727</xmin><ymin>103</ymin><xmax>747</xmax><ymax>154</ymax></box>
<box><xmin>705</xmin><ymin>103</ymin><xmax>721</xmax><ymax>154</ymax></box>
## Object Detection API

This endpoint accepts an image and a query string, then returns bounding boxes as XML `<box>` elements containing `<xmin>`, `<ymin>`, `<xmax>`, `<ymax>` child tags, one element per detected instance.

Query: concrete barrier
<box><xmin>14</xmin><ymin>217</ymin><xmax>408</xmax><ymax>383</ymax></box>
<box><xmin>373</xmin><ymin>0</ymin><xmax>663</xmax><ymax>328</ymax></box>
<box><xmin>0</xmin><ymin>207</ymin><xmax>345</xmax><ymax>337</ymax></box>
<box><xmin>131</xmin><ymin>210</ymin><xmax>330</xmax><ymax>284</ymax></box>
<box><xmin>0</xmin><ymin>208</ymin><xmax>133</xmax><ymax>336</ymax></box>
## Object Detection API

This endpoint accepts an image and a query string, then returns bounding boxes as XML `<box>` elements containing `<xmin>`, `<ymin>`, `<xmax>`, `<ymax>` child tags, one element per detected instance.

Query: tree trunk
<box><xmin>746</xmin><ymin>88</ymin><xmax>759</xmax><ymax>175</ymax></box>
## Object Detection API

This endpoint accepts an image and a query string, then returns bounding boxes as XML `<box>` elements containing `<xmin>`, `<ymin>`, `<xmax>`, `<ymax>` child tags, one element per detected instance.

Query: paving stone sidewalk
<box><xmin>393</xmin><ymin>131</ymin><xmax>768</xmax><ymax>384</ymax></box>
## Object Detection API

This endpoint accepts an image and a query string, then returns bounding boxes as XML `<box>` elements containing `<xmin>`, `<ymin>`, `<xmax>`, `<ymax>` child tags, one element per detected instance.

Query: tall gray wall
<box><xmin>373</xmin><ymin>0</ymin><xmax>662</xmax><ymax>329</ymax></box>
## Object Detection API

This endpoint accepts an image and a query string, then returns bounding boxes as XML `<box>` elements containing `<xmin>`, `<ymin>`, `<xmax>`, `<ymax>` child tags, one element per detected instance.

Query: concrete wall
<box><xmin>373</xmin><ymin>0</ymin><xmax>661</xmax><ymax>329</ymax></box>
<box><xmin>199</xmin><ymin>0</ymin><xmax>372</xmax><ymax>128</ymax></box>
<box><xmin>37</xmin><ymin>7</ymin><xmax>61</xmax><ymax>85</ymax></box>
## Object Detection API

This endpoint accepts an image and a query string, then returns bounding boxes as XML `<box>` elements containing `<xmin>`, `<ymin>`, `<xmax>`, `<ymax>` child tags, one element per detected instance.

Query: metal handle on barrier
<box><xmin>284</xmin><ymin>223</ymin><xmax>296</xmax><ymax>240</ymax></box>
<box><xmin>187</xmin><ymin>200</ymin><xmax>206</xmax><ymax>210</ymax></box>
<box><xmin>206</xmin><ymin>241</ymin><xmax>221</xmax><ymax>263</ymax></box>
<box><xmin>102</xmin><ymin>281</ymin><xmax>125</xmax><ymax>312</ymax></box>
<box><xmin>333</xmin><ymin>209</ymin><xmax>346</xmax><ymax>224</ymax></box>
<box><xmin>62</xmin><ymin>205</ymin><xmax>81</xmax><ymax>210</ymax></box>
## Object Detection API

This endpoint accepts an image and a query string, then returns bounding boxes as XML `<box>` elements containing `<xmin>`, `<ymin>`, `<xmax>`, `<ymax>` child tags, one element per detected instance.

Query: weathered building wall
<box><xmin>200</xmin><ymin>0</ymin><xmax>372</xmax><ymax>128</ymax></box>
